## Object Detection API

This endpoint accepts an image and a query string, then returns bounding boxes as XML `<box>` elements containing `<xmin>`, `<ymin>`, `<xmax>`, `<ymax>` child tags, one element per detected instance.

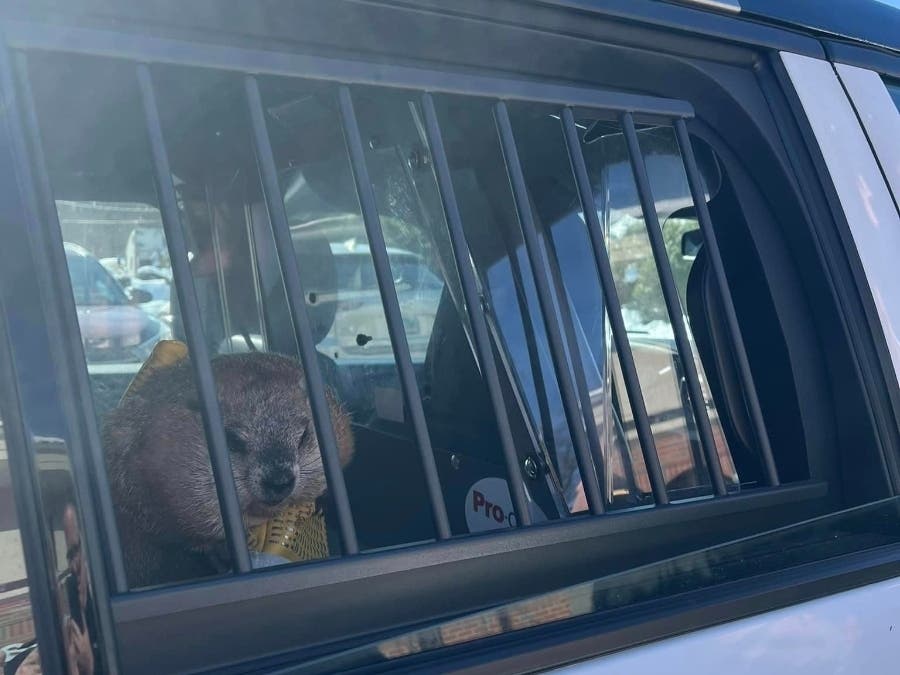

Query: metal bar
<box><xmin>560</xmin><ymin>108</ymin><xmax>667</xmax><ymax>505</ymax></box>
<box><xmin>337</xmin><ymin>85</ymin><xmax>452</xmax><ymax>539</ymax></box>
<box><xmin>679</xmin><ymin>359</ymin><xmax>709</xmax><ymax>485</ymax></box>
<box><xmin>674</xmin><ymin>118</ymin><xmax>780</xmax><ymax>487</ymax></box>
<box><xmin>421</xmin><ymin>93</ymin><xmax>532</xmax><ymax>525</ymax></box>
<box><xmin>11</xmin><ymin>50</ymin><xmax>131</xmax><ymax>591</ymax></box>
<box><xmin>2</xmin><ymin>21</ymin><xmax>694</xmax><ymax>119</ymax></box>
<box><xmin>243</xmin><ymin>75</ymin><xmax>360</xmax><ymax>553</ymax></box>
<box><xmin>540</xmin><ymin>220</ymin><xmax>613</xmax><ymax>503</ymax></box>
<box><xmin>494</xmin><ymin>101</ymin><xmax>605</xmax><ymax>514</ymax></box>
<box><xmin>208</xmin><ymin>183</ymin><xmax>234</xmax><ymax>352</ymax></box>
<box><xmin>611</xmin><ymin>389</ymin><xmax>640</xmax><ymax>496</ymax></box>
<box><xmin>137</xmin><ymin>64</ymin><xmax>252</xmax><ymax>572</ymax></box>
<box><xmin>620</xmin><ymin>112</ymin><xmax>726</xmax><ymax>496</ymax></box>
<box><xmin>0</xmin><ymin>300</ymin><xmax>69</xmax><ymax>675</ymax></box>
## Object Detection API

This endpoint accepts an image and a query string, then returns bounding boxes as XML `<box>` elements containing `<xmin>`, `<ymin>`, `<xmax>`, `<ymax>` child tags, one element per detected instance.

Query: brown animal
<box><xmin>102</xmin><ymin>350</ymin><xmax>353</xmax><ymax>588</ymax></box>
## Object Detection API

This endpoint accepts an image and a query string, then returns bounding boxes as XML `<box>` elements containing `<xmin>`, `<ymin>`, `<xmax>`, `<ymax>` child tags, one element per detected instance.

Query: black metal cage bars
<box><xmin>3</xmin><ymin>21</ymin><xmax>781</xmax><ymax>592</ymax></box>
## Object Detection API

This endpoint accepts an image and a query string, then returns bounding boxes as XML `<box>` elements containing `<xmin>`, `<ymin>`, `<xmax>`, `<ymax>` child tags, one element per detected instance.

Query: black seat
<box><xmin>684</xmin><ymin>219</ymin><xmax>763</xmax><ymax>487</ymax></box>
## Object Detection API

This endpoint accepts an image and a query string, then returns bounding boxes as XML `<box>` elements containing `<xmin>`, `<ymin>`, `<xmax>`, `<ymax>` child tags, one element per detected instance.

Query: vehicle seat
<box><xmin>683</xmin><ymin>215</ymin><xmax>763</xmax><ymax>487</ymax></box>
<box><xmin>263</xmin><ymin>233</ymin><xmax>345</xmax><ymax>393</ymax></box>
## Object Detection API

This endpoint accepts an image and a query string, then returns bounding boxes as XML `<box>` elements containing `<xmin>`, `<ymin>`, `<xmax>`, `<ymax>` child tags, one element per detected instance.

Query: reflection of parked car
<box><xmin>129</xmin><ymin>266</ymin><xmax>173</xmax><ymax>326</ymax></box>
<box><xmin>319</xmin><ymin>240</ymin><xmax>444</xmax><ymax>363</ymax></box>
<box><xmin>65</xmin><ymin>243</ymin><xmax>170</xmax><ymax>363</ymax></box>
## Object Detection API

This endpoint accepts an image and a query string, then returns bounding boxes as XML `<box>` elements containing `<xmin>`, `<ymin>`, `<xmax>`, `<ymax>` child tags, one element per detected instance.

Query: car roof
<box><xmin>731</xmin><ymin>0</ymin><xmax>899</xmax><ymax>53</ymax></box>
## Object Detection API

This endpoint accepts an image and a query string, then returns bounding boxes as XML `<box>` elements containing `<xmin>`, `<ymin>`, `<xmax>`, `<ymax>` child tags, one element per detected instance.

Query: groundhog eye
<box><xmin>225</xmin><ymin>429</ymin><xmax>248</xmax><ymax>454</ymax></box>
<box><xmin>298</xmin><ymin>424</ymin><xmax>311</xmax><ymax>447</ymax></box>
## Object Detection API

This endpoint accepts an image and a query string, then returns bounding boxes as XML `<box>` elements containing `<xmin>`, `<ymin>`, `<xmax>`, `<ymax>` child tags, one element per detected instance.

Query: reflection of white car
<box><xmin>65</xmin><ymin>243</ymin><xmax>171</xmax><ymax>364</ymax></box>
<box><xmin>130</xmin><ymin>267</ymin><xmax>173</xmax><ymax>325</ymax></box>
<box><xmin>320</xmin><ymin>241</ymin><xmax>444</xmax><ymax>363</ymax></box>
<box><xmin>99</xmin><ymin>257</ymin><xmax>173</xmax><ymax>325</ymax></box>
<box><xmin>99</xmin><ymin>256</ymin><xmax>129</xmax><ymax>284</ymax></box>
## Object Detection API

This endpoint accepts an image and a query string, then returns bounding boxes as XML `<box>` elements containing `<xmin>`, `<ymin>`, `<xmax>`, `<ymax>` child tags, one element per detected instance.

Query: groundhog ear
<box><xmin>120</xmin><ymin>340</ymin><xmax>189</xmax><ymax>403</ymax></box>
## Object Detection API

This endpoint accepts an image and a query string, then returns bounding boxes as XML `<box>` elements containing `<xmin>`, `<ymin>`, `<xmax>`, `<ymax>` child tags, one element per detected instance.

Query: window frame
<box><xmin>0</xmin><ymin>4</ymin><xmax>897</xmax><ymax>674</ymax></box>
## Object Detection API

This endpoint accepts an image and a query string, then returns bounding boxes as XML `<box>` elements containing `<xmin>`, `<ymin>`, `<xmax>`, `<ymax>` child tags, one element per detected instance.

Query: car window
<box><xmin>25</xmin><ymin>48</ymin><xmax>808</xmax><ymax>579</ymax></box>
<box><xmin>13</xmin><ymin>36</ymin><xmax>898</xmax><ymax>675</ymax></box>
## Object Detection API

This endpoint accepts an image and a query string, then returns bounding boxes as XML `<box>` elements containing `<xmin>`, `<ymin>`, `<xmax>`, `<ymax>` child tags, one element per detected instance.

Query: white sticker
<box><xmin>464</xmin><ymin>477</ymin><xmax>546</xmax><ymax>532</ymax></box>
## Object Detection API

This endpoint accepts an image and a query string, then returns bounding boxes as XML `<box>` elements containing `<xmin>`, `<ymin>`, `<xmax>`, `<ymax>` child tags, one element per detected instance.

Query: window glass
<box><xmin>258</xmin><ymin>79</ymin><xmax>551</xmax><ymax>543</ymax></box>
<box><xmin>27</xmin><ymin>55</ymin><xmax>249</xmax><ymax>589</ymax></box>
<box><xmin>428</xmin><ymin>96</ymin><xmax>586</xmax><ymax>514</ymax></box>
<box><xmin>25</xmin><ymin>49</ymin><xmax>789</xmax><ymax>594</ymax></box>
<box><xmin>507</xmin><ymin>104</ymin><xmax>647</xmax><ymax>509</ymax></box>
<box><xmin>351</xmin><ymin>87</ymin><xmax>456</xmax><ymax>365</ymax></box>
<box><xmin>634</xmin><ymin>125</ymin><xmax>737</xmax><ymax>488</ymax></box>
<box><xmin>576</xmin><ymin>119</ymin><xmax>740</xmax><ymax>497</ymax></box>
<box><xmin>27</xmin><ymin>55</ymin><xmax>175</xmax><ymax>422</ymax></box>
<box><xmin>256</xmin><ymin>78</ymin><xmax>443</xmax><ymax>550</ymax></box>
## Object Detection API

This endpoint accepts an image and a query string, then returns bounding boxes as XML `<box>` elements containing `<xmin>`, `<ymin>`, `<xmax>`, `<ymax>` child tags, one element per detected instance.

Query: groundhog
<box><xmin>102</xmin><ymin>348</ymin><xmax>353</xmax><ymax>588</ymax></box>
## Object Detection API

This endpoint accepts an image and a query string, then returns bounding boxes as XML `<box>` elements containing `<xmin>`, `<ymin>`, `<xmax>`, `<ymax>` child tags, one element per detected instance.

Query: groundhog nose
<box><xmin>262</xmin><ymin>468</ymin><xmax>296</xmax><ymax>504</ymax></box>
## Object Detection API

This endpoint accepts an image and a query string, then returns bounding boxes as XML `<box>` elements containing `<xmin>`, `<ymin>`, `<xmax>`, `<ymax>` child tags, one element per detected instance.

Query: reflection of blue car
<box><xmin>65</xmin><ymin>243</ymin><xmax>171</xmax><ymax>364</ymax></box>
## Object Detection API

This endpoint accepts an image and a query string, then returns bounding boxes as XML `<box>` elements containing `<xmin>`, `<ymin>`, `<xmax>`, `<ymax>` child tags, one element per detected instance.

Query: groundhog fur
<box><xmin>102</xmin><ymin>352</ymin><xmax>353</xmax><ymax>588</ymax></box>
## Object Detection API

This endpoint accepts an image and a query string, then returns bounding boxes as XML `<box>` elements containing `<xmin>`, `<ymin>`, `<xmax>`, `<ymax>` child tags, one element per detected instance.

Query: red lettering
<box><xmin>484</xmin><ymin>500</ymin><xmax>494</xmax><ymax>518</ymax></box>
<box><xmin>492</xmin><ymin>504</ymin><xmax>504</xmax><ymax>523</ymax></box>
<box><xmin>472</xmin><ymin>490</ymin><xmax>485</xmax><ymax>512</ymax></box>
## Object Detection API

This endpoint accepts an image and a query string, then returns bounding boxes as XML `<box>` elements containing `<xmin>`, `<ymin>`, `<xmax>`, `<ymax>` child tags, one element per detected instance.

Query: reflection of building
<box><xmin>378</xmin><ymin>587</ymin><xmax>593</xmax><ymax>659</ymax></box>
<box><xmin>0</xmin><ymin>434</ymin><xmax>70</xmax><ymax>656</ymax></box>
<box><xmin>0</xmin><ymin>594</ymin><xmax>32</xmax><ymax>653</ymax></box>
<box><xmin>55</xmin><ymin>200</ymin><xmax>163</xmax><ymax>262</ymax></box>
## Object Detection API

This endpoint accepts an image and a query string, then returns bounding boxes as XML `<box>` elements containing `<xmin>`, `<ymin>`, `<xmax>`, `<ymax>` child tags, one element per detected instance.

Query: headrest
<box><xmin>291</xmin><ymin>233</ymin><xmax>338</xmax><ymax>346</ymax></box>
<box><xmin>251</xmin><ymin>196</ymin><xmax>339</xmax><ymax>350</ymax></box>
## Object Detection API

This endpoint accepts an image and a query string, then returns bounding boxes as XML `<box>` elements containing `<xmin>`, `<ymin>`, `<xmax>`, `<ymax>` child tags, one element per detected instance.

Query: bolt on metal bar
<box><xmin>338</xmin><ymin>85</ymin><xmax>452</xmax><ymax>539</ymax></box>
<box><xmin>562</xmin><ymin>106</ymin><xmax>669</xmax><ymax>506</ymax></box>
<box><xmin>421</xmin><ymin>93</ymin><xmax>532</xmax><ymax>525</ymax></box>
<box><xmin>674</xmin><ymin>118</ymin><xmax>780</xmax><ymax>487</ymax></box>
<box><xmin>243</xmin><ymin>76</ymin><xmax>360</xmax><ymax>554</ymax></box>
<box><xmin>540</xmin><ymin>219</ymin><xmax>612</xmax><ymax>503</ymax></box>
<box><xmin>137</xmin><ymin>64</ymin><xmax>252</xmax><ymax>573</ymax></box>
<box><xmin>494</xmin><ymin>101</ymin><xmax>605</xmax><ymax>514</ymax></box>
<box><xmin>620</xmin><ymin>112</ymin><xmax>726</xmax><ymax>496</ymax></box>
<box><xmin>11</xmin><ymin>50</ymin><xmax>131</xmax><ymax>591</ymax></box>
